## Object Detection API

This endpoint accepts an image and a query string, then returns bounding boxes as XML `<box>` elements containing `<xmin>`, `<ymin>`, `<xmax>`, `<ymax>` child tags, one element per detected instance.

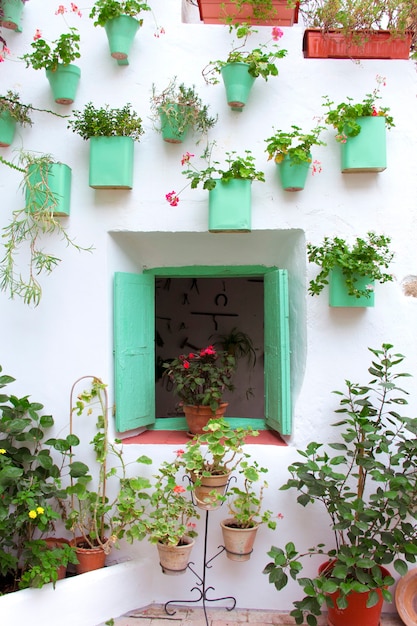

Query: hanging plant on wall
<box><xmin>0</xmin><ymin>152</ymin><xmax>92</xmax><ymax>306</ymax></box>
<box><xmin>0</xmin><ymin>90</ymin><xmax>33</xmax><ymax>147</ymax></box>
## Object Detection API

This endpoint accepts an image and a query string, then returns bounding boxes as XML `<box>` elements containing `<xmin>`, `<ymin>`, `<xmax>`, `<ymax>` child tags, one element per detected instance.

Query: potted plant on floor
<box><xmin>140</xmin><ymin>453</ymin><xmax>199</xmax><ymax>575</ymax></box>
<box><xmin>0</xmin><ymin>151</ymin><xmax>91</xmax><ymax>307</ymax></box>
<box><xmin>196</xmin><ymin>0</ymin><xmax>300</xmax><ymax>26</ymax></box>
<box><xmin>65</xmin><ymin>376</ymin><xmax>152</xmax><ymax>574</ymax></box>
<box><xmin>202</xmin><ymin>23</ymin><xmax>287</xmax><ymax>110</ymax></box>
<box><xmin>167</xmin><ymin>145</ymin><xmax>265</xmax><ymax>232</ymax></box>
<box><xmin>0</xmin><ymin>90</ymin><xmax>33</xmax><ymax>147</ymax></box>
<box><xmin>89</xmin><ymin>0</ymin><xmax>151</xmax><ymax>64</ymax></box>
<box><xmin>21</xmin><ymin>27</ymin><xmax>81</xmax><ymax>104</ymax></box>
<box><xmin>307</xmin><ymin>232</ymin><xmax>394</xmax><ymax>307</ymax></box>
<box><xmin>150</xmin><ymin>78</ymin><xmax>217</xmax><ymax>144</ymax></box>
<box><xmin>178</xmin><ymin>417</ymin><xmax>257</xmax><ymax>510</ymax></box>
<box><xmin>0</xmin><ymin>365</ymin><xmax>79</xmax><ymax>593</ymax></box>
<box><xmin>68</xmin><ymin>102</ymin><xmax>144</xmax><ymax>189</ymax></box>
<box><xmin>221</xmin><ymin>459</ymin><xmax>276</xmax><ymax>561</ymax></box>
<box><xmin>322</xmin><ymin>77</ymin><xmax>394</xmax><ymax>172</ymax></box>
<box><xmin>300</xmin><ymin>0</ymin><xmax>415</xmax><ymax>59</ymax></box>
<box><xmin>163</xmin><ymin>345</ymin><xmax>236</xmax><ymax>434</ymax></box>
<box><xmin>263</xmin><ymin>343</ymin><xmax>417</xmax><ymax>626</ymax></box>
<box><xmin>264</xmin><ymin>123</ymin><xmax>326</xmax><ymax>191</ymax></box>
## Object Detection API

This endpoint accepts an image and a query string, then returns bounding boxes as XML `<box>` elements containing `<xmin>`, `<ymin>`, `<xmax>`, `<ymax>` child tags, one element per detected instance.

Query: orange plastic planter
<box><xmin>303</xmin><ymin>29</ymin><xmax>412</xmax><ymax>59</ymax></box>
<box><xmin>197</xmin><ymin>0</ymin><xmax>299</xmax><ymax>25</ymax></box>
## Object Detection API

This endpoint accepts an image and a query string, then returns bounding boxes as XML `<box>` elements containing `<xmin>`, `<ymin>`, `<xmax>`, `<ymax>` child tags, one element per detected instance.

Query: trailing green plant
<box><xmin>221</xmin><ymin>0</ymin><xmax>298</xmax><ymax>23</ymax></box>
<box><xmin>65</xmin><ymin>377</ymin><xmax>152</xmax><ymax>555</ymax></box>
<box><xmin>0</xmin><ymin>365</ymin><xmax>79</xmax><ymax>592</ymax></box>
<box><xmin>21</xmin><ymin>27</ymin><xmax>81</xmax><ymax>71</ymax></box>
<box><xmin>263</xmin><ymin>343</ymin><xmax>417</xmax><ymax>626</ymax></box>
<box><xmin>202</xmin><ymin>22</ymin><xmax>287</xmax><ymax>85</ymax></box>
<box><xmin>322</xmin><ymin>75</ymin><xmax>394</xmax><ymax>143</ymax></box>
<box><xmin>225</xmin><ymin>459</ymin><xmax>276</xmax><ymax>529</ymax></box>
<box><xmin>68</xmin><ymin>102</ymin><xmax>144</xmax><ymax>141</ymax></box>
<box><xmin>0</xmin><ymin>90</ymin><xmax>33</xmax><ymax>126</ymax></box>
<box><xmin>163</xmin><ymin>345</ymin><xmax>236</xmax><ymax>412</ymax></box>
<box><xmin>212</xmin><ymin>327</ymin><xmax>257</xmax><ymax>367</ymax></box>
<box><xmin>0</xmin><ymin>152</ymin><xmax>92</xmax><ymax>307</ymax></box>
<box><xmin>307</xmin><ymin>232</ymin><xmax>394</xmax><ymax>299</ymax></box>
<box><xmin>299</xmin><ymin>0</ymin><xmax>417</xmax><ymax>52</ymax></box>
<box><xmin>89</xmin><ymin>0</ymin><xmax>151</xmax><ymax>27</ymax></box>
<box><xmin>150</xmin><ymin>78</ymin><xmax>217</xmax><ymax>141</ymax></box>
<box><xmin>265</xmin><ymin>124</ymin><xmax>326</xmax><ymax>166</ymax></box>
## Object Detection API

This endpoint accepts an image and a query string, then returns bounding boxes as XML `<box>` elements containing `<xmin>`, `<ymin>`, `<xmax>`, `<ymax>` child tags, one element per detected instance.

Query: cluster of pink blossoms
<box><xmin>165</xmin><ymin>191</ymin><xmax>179</xmax><ymax>207</ymax></box>
<box><xmin>56</xmin><ymin>3</ymin><xmax>82</xmax><ymax>17</ymax></box>
<box><xmin>173</xmin><ymin>485</ymin><xmax>186</xmax><ymax>494</ymax></box>
<box><xmin>154</xmin><ymin>26</ymin><xmax>165</xmax><ymax>38</ymax></box>
<box><xmin>0</xmin><ymin>37</ymin><xmax>10</xmax><ymax>62</ymax></box>
<box><xmin>271</xmin><ymin>26</ymin><xmax>284</xmax><ymax>41</ymax></box>
<box><xmin>311</xmin><ymin>160</ymin><xmax>322</xmax><ymax>175</ymax></box>
<box><xmin>33</xmin><ymin>29</ymin><xmax>42</xmax><ymax>40</ymax></box>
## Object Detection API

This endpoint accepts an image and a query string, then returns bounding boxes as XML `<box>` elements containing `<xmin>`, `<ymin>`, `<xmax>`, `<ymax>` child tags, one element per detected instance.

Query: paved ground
<box><xmin>98</xmin><ymin>604</ymin><xmax>405</xmax><ymax>625</ymax></box>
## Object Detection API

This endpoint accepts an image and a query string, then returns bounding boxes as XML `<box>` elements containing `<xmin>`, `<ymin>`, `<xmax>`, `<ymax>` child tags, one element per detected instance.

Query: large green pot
<box><xmin>220</xmin><ymin>63</ymin><xmax>256</xmax><ymax>111</ymax></box>
<box><xmin>46</xmin><ymin>64</ymin><xmax>81</xmax><ymax>105</ymax></box>
<box><xmin>208</xmin><ymin>179</ymin><xmax>252</xmax><ymax>232</ymax></box>
<box><xmin>89</xmin><ymin>136</ymin><xmax>134</xmax><ymax>189</ymax></box>
<box><xmin>341</xmin><ymin>116</ymin><xmax>386</xmax><ymax>173</ymax></box>
<box><xmin>0</xmin><ymin>110</ymin><xmax>17</xmax><ymax>147</ymax></box>
<box><xmin>329</xmin><ymin>267</ymin><xmax>375</xmax><ymax>307</ymax></box>
<box><xmin>0</xmin><ymin>0</ymin><xmax>24</xmax><ymax>31</ymax></box>
<box><xmin>104</xmin><ymin>15</ymin><xmax>140</xmax><ymax>65</ymax></box>
<box><xmin>277</xmin><ymin>154</ymin><xmax>310</xmax><ymax>191</ymax></box>
<box><xmin>159</xmin><ymin>104</ymin><xmax>190</xmax><ymax>143</ymax></box>
<box><xmin>25</xmin><ymin>162</ymin><xmax>72</xmax><ymax>216</ymax></box>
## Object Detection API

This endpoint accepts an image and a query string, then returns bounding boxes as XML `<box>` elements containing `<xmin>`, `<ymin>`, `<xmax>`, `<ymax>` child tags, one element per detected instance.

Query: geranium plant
<box><xmin>150</xmin><ymin>77</ymin><xmax>217</xmax><ymax>141</ymax></box>
<box><xmin>203</xmin><ymin>22</ymin><xmax>287</xmax><ymax>85</ymax></box>
<box><xmin>225</xmin><ymin>459</ymin><xmax>276</xmax><ymax>529</ymax></box>
<box><xmin>307</xmin><ymin>232</ymin><xmax>394</xmax><ymax>299</ymax></box>
<box><xmin>21</xmin><ymin>27</ymin><xmax>81</xmax><ymax>71</ymax></box>
<box><xmin>263</xmin><ymin>343</ymin><xmax>417</xmax><ymax>626</ymax></box>
<box><xmin>322</xmin><ymin>75</ymin><xmax>394</xmax><ymax>143</ymax></box>
<box><xmin>67</xmin><ymin>102</ymin><xmax>144</xmax><ymax>140</ymax></box>
<box><xmin>89</xmin><ymin>0</ymin><xmax>151</xmax><ymax>26</ymax></box>
<box><xmin>265</xmin><ymin>124</ymin><xmax>326</xmax><ymax>167</ymax></box>
<box><xmin>163</xmin><ymin>345</ymin><xmax>236</xmax><ymax>412</ymax></box>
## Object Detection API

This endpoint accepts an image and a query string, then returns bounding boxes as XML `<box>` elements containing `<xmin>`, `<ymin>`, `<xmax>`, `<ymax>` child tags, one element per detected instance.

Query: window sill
<box><xmin>122</xmin><ymin>429</ymin><xmax>286</xmax><ymax>445</ymax></box>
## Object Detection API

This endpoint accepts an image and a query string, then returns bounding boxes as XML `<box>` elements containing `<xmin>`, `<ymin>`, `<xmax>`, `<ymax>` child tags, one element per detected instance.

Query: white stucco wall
<box><xmin>1</xmin><ymin>0</ymin><xmax>417</xmax><ymax>622</ymax></box>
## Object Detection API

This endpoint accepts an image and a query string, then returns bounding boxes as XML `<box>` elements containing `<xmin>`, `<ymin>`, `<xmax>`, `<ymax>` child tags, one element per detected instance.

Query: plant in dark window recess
<box><xmin>264</xmin><ymin>343</ymin><xmax>417</xmax><ymax>626</ymax></box>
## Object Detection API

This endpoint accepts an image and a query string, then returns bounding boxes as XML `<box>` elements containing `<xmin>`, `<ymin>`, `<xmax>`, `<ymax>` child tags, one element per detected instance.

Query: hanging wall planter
<box><xmin>104</xmin><ymin>15</ymin><xmax>140</xmax><ymax>66</ymax></box>
<box><xmin>221</xmin><ymin>62</ymin><xmax>256</xmax><ymax>111</ymax></box>
<box><xmin>0</xmin><ymin>0</ymin><xmax>25</xmax><ymax>31</ymax></box>
<box><xmin>26</xmin><ymin>162</ymin><xmax>72</xmax><ymax>216</ymax></box>
<box><xmin>0</xmin><ymin>111</ymin><xmax>16</xmax><ymax>147</ymax></box>
<box><xmin>277</xmin><ymin>155</ymin><xmax>310</xmax><ymax>191</ymax></box>
<box><xmin>329</xmin><ymin>267</ymin><xmax>375</xmax><ymax>308</ymax></box>
<box><xmin>340</xmin><ymin>116</ymin><xmax>386</xmax><ymax>173</ymax></box>
<box><xmin>46</xmin><ymin>64</ymin><xmax>81</xmax><ymax>105</ymax></box>
<box><xmin>89</xmin><ymin>136</ymin><xmax>134</xmax><ymax>189</ymax></box>
<box><xmin>303</xmin><ymin>29</ymin><xmax>412</xmax><ymax>60</ymax></box>
<box><xmin>197</xmin><ymin>0</ymin><xmax>299</xmax><ymax>25</ymax></box>
<box><xmin>159</xmin><ymin>104</ymin><xmax>189</xmax><ymax>144</ymax></box>
<box><xmin>209</xmin><ymin>179</ymin><xmax>252</xmax><ymax>232</ymax></box>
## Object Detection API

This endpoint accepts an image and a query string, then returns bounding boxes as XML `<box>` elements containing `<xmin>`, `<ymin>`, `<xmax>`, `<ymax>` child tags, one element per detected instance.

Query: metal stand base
<box><xmin>164</xmin><ymin>510</ymin><xmax>236</xmax><ymax>626</ymax></box>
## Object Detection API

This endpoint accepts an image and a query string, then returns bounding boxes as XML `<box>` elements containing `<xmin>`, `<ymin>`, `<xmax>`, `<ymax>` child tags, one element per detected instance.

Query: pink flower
<box><xmin>187</xmin><ymin>522</ymin><xmax>196</xmax><ymax>529</ymax></box>
<box><xmin>336</xmin><ymin>133</ymin><xmax>347</xmax><ymax>144</ymax></box>
<box><xmin>183</xmin><ymin>361</ymin><xmax>190</xmax><ymax>369</ymax></box>
<box><xmin>165</xmin><ymin>191</ymin><xmax>179</xmax><ymax>207</ymax></box>
<box><xmin>372</xmin><ymin>107</ymin><xmax>378</xmax><ymax>116</ymax></box>
<box><xmin>173</xmin><ymin>485</ymin><xmax>186</xmax><ymax>494</ymax></box>
<box><xmin>154</xmin><ymin>26</ymin><xmax>165</xmax><ymax>38</ymax></box>
<box><xmin>188</xmin><ymin>353</ymin><xmax>195</xmax><ymax>359</ymax></box>
<box><xmin>201</xmin><ymin>345</ymin><xmax>216</xmax><ymax>356</ymax></box>
<box><xmin>175</xmin><ymin>449</ymin><xmax>185</xmax><ymax>457</ymax></box>
<box><xmin>55</xmin><ymin>5</ymin><xmax>66</xmax><ymax>14</ymax></box>
<box><xmin>271</xmin><ymin>27</ymin><xmax>284</xmax><ymax>41</ymax></box>
<box><xmin>181</xmin><ymin>152</ymin><xmax>194</xmax><ymax>166</ymax></box>
<box><xmin>277</xmin><ymin>513</ymin><xmax>284</xmax><ymax>519</ymax></box>
<box><xmin>0</xmin><ymin>46</ymin><xmax>10</xmax><ymax>61</ymax></box>
<box><xmin>312</xmin><ymin>160</ymin><xmax>322</xmax><ymax>176</ymax></box>
<box><xmin>71</xmin><ymin>2</ymin><xmax>82</xmax><ymax>15</ymax></box>
<box><xmin>33</xmin><ymin>29</ymin><xmax>42</xmax><ymax>41</ymax></box>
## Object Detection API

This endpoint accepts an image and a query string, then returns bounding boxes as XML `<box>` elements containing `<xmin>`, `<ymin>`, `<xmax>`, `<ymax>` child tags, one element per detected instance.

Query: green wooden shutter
<box><xmin>264</xmin><ymin>269</ymin><xmax>291</xmax><ymax>435</ymax></box>
<box><xmin>114</xmin><ymin>272</ymin><xmax>155</xmax><ymax>432</ymax></box>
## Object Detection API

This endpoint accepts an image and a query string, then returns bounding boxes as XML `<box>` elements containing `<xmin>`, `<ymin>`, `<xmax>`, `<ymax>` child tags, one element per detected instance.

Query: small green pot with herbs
<box><xmin>0</xmin><ymin>90</ymin><xmax>33</xmax><ymax>146</ymax></box>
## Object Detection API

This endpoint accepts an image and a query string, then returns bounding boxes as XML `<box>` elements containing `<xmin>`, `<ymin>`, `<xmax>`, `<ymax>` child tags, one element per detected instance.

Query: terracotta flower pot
<box><xmin>44</xmin><ymin>537</ymin><xmax>72</xmax><ymax>580</ymax></box>
<box><xmin>72</xmin><ymin>537</ymin><xmax>107</xmax><ymax>574</ymax></box>
<box><xmin>220</xmin><ymin>519</ymin><xmax>259</xmax><ymax>562</ymax></box>
<box><xmin>156</xmin><ymin>536</ymin><xmax>195</xmax><ymax>576</ymax></box>
<box><xmin>183</xmin><ymin>402</ymin><xmax>228</xmax><ymax>435</ymax></box>
<box><xmin>191</xmin><ymin>470</ymin><xmax>231</xmax><ymax>511</ymax></box>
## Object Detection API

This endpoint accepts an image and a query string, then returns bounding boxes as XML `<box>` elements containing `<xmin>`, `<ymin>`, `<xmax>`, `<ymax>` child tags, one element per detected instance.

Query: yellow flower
<box><xmin>28</xmin><ymin>510</ymin><xmax>37</xmax><ymax>519</ymax></box>
<box><xmin>0</xmin><ymin>449</ymin><xmax>6</xmax><ymax>454</ymax></box>
<box><xmin>36</xmin><ymin>506</ymin><xmax>44</xmax><ymax>514</ymax></box>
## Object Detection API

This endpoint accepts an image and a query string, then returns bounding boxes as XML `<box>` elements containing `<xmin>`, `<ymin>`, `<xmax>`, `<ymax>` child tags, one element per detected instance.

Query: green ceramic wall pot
<box><xmin>0</xmin><ymin>0</ymin><xmax>24</xmax><ymax>31</ymax></box>
<box><xmin>46</xmin><ymin>64</ymin><xmax>81</xmax><ymax>105</ymax></box>
<box><xmin>159</xmin><ymin>104</ymin><xmax>190</xmax><ymax>144</ymax></box>
<box><xmin>25</xmin><ymin>162</ymin><xmax>72</xmax><ymax>216</ymax></box>
<box><xmin>89</xmin><ymin>136</ymin><xmax>134</xmax><ymax>189</ymax></box>
<box><xmin>341</xmin><ymin>116</ymin><xmax>387</xmax><ymax>173</ymax></box>
<box><xmin>208</xmin><ymin>179</ymin><xmax>252</xmax><ymax>232</ymax></box>
<box><xmin>278</xmin><ymin>155</ymin><xmax>310</xmax><ymax>191</ymax></box>
<box><xmin>220</xmin><ymin>63</ymin><xmax>256</xmax><ymax>111</ymax></box>
<box><xmin>329</xmin><ymin>267</ymin><xmax>375</xmax><ymax>307</ymax></box>
<box><xmin>104</xmin><ymin>15</ymin><xmax>140</xmax><ymax>65</ymax></box>
<box><xmin>0</xmin><ymin>110</ymin><xmax>17</xmax><ymax>147</ymax></box>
